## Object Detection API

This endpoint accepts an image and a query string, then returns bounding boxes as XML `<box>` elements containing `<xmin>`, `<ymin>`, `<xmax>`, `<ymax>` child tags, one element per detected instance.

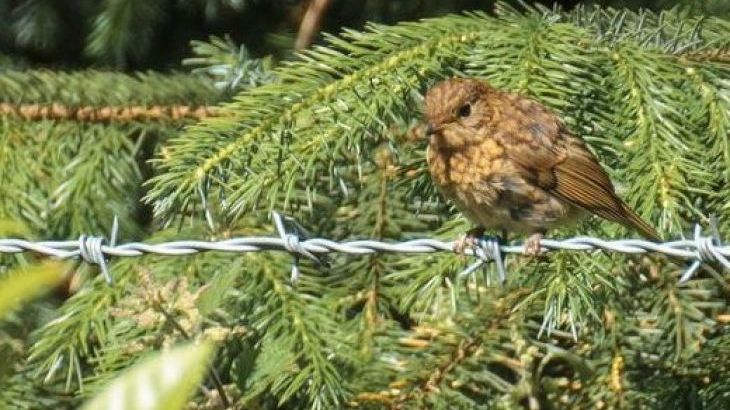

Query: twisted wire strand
<box><xmin>1</xmin><ymin>213</ymin><xmax>727</xmax><ymax>284</ymax></box>
<box><xmin>0</xmin><ymin>235</ymin><xmax>728</xmax><ymax>261</ymax></box>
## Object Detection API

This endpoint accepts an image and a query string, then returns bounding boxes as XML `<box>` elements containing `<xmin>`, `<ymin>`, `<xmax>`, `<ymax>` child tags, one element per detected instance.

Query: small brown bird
<box><xmin>424</xmin><ymin>78</ymin><xmax>659</xmax><ymax>254</ymax></box>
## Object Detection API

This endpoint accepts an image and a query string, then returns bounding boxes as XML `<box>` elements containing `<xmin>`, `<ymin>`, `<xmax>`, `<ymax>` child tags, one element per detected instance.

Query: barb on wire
<box><xmin>680</xmin><ymin>218</ymin><xmax>730</xmax><ymax>283</ymax></box>
<box><xmin>458</xmin><ymin>237</ymin><xmax>506</xmax><ymax>283</ymax></box>
<box><xmin>272</xmin><ymin>211</ymin><xmax>321</xmax><ymax>282</ymax></box>
<box><xmin>0</xmin><ymin>215</ymin><xmax>728</xmax><ymax>284</ymax></box>
<box><xmin>77</xmin><ymin>216</ymin><xmax>119</xmax><ymax>284</ymax></box>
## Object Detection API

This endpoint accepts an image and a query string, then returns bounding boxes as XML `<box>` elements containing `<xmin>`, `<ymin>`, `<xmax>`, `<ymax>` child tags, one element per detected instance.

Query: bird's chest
<box><xmin>426</xmin><ymin>142</ymin><xmax>576</xmax><ymax>232</ymax></box>
<box><xmin>427</xmin><ymin>141</ymin><xmax>505</xmax><ymax>201</ymax></box>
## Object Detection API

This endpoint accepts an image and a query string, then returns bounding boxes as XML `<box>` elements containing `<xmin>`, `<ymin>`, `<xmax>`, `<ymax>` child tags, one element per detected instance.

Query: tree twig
<box><xmin>0</xmin><ymin>103</ymin><xmax>219</xmax><ymax>123</ymax></box>
<box><xmin>294</xmin><ymin>0</ymin><xmax>331</xmax><ymax>50</ymax></box>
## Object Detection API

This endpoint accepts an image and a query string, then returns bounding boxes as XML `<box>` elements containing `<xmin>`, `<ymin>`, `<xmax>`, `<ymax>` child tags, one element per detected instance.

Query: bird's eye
<box><xmin>458</xmin><ymin>103</ymin><xmax>471</xmax><ymax>118</ymax></box>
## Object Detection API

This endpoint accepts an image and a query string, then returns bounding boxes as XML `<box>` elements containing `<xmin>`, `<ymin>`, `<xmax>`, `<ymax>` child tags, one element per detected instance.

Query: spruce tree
<box><xmin>1</xmin><ymin>3</ymin><xmax>729</xmax><ymax>409</ymax></box>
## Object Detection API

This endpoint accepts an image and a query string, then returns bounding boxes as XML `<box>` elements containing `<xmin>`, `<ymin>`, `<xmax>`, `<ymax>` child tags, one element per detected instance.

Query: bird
<box><xmin>423</xmin><ymin>77</ymin><xmax>660</xmax><ymax>255</ymax></box>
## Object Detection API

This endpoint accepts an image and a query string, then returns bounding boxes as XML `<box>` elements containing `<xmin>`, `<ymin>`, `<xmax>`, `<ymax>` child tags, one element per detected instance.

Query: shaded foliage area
<box><xmin>0</xmin><ymin>0</ymin><xmax>728</xmax><ymax>69</ymax></box>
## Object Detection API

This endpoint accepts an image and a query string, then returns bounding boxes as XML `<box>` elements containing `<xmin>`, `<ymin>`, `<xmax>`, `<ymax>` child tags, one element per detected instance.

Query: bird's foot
<box><xmin>454</xmin><ymin>227</ymin><xmax>485</xmax><ymax>255</ymax></box>
<box><xmin>524</xmin><ymin>233</ymin><xmax>544</xmax><ymax>257</ymax></box>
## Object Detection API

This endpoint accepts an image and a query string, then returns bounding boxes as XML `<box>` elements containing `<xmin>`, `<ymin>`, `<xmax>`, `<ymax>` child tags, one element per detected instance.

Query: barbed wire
<box><xmin>0</xmin><ymin>213</ymin><xmax>728</xmax><ymax>284</ymax></box>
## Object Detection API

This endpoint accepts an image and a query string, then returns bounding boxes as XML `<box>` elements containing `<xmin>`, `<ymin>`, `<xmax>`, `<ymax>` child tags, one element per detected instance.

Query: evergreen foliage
<box><xmin>0</xmin><ymin>3</ymin><xmax>729</xmax><ymax>409</ymax></box>
<box><xmin>0</xmin><ymin>70</ymin><xmax>219</xmax><ymax>239</ymax></box>
<box><xmin>184</xmin><ymin>36</ymin><xmax>277</xmax><ymax>94</ymax></box>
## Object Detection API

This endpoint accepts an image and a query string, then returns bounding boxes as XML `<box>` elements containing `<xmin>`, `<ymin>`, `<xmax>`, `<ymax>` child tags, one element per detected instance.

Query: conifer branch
<box><xmin>0</xmin><ymin>70</ymin><xmax>219</xmax><ymax>106</ymax></box>
<box><xmin>681</xmin><ymin>48</ymin><xmax>730</xmax><ymax>62</ymax></box>
<box><xmin>145</xmin><ymin>15</ymin><xmax>493</xmax><ymax>219</ymax></box>
<box><xmin>0</xmin><ymin>103</ymin><xmax>220</xmax><ymax>123</ymax></box>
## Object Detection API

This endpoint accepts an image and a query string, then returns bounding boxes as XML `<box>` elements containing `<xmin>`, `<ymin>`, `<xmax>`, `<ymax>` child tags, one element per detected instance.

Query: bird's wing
<box><xmin>493</xmin><ymin>96</ymin><xmax>659</xmax><ymax>240</ymax></box>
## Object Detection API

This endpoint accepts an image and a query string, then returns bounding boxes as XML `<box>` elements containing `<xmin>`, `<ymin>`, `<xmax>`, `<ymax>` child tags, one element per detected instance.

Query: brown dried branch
<box><xmin>679</xmin><ymin>48</ymin><xmax>730</xmax><ymax>63</ymax></box>
<box><xmin>0</xmin><ymin>103</ymin><xmax>220</xmax><ymax>123</ymax></box>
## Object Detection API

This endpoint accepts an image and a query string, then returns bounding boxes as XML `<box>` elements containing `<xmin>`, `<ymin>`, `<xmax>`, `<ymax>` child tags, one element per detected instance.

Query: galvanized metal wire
<box><xmin>0</xmin><ymin>213</ymin><xmax>727</xmax><ymax>284</ymax></box>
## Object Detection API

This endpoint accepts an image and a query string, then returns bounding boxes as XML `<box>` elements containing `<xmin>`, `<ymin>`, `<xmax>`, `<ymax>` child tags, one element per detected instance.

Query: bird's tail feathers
<box><xmin>620</xmin><ymin>203</ymin><xmax>661</xmax><ymax>241</ymax></box>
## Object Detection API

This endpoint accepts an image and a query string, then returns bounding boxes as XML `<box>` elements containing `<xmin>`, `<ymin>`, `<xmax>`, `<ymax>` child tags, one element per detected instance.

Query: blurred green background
<box><xmin>1</xmin><ymin>0</ymin><xmax>728</xmax><ymax>70</ymax></box>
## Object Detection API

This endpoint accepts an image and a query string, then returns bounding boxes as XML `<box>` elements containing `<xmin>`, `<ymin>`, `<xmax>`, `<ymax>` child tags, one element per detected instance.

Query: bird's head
<box><xmin>423</xmin><ymin>77</ymin><xmax>495</xmax><ymax>149</ymax></box>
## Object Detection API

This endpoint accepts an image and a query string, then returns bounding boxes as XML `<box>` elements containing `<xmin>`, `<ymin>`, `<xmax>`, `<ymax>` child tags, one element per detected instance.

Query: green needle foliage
<box><xmin>0</xmin><ymin>70</ymin><xmax>219</xmax><ymax>239</ymax></box>
<box><xmin>1</xmin><ymin>3</ymin><xmax>730</xmax><ymax>409</ymax></box>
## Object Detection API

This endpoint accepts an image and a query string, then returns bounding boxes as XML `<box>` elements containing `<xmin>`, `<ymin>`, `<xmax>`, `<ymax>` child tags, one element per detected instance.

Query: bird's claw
<box><xmin>523</xmin><ymin>233</ymin><xmax>544</xmax><ymax>257</ymax></box>
<box><xmin>453</xmin><ymin>227</ymin><xmax>485</xmax><ymax>255</ymax></box>
<box><xmin>454</xmin><ymin>234</ymin><xmax>476</xmax><ymax>255</ymax></box>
